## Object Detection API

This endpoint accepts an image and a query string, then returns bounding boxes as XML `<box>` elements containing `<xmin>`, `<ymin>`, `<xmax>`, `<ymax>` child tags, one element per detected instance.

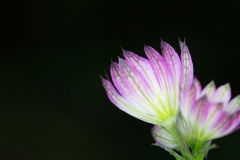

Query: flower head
<box><xmin>180</xmin><ymin>79</ymin><xmax>240</xmax><ymax>140</ymax></box>
<box><xmin>101</xmin><ymin>40</ymin><xmax>193</xmax><ymax>126</ymax></box>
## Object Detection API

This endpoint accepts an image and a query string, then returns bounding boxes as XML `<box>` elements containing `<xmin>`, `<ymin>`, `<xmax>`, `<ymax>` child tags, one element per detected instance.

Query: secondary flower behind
<box><xmin>101</xmin><ymin>40</ymin><xmax>193</xmax><ymax>126</ymax></box>
<box><xmin>180</xmin><ymin>79</ymin><xmax>240</xmax><ymax>140</ymax></box>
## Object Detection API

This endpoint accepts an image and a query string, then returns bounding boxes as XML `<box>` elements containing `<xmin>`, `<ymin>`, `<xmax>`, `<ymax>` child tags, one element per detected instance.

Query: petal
<box><xmin>179</xmin><ymin>40</ymin><xmax>194</xmax><ymax>91</ymax></box>
<box><xmin>210</xmin><ymin>110</ymin><xmax>240</xmax><ymax>139</ymax></box>
<box><xmin>144</xmin><ymin>45</ymin><xmax>176</xmax><ymax>112</ymax></box>
<box><xmin>219</xmin><ymin>110</ymin><xmax>240</xmax><ymax>136</ymax></box>
<box><xmin>199</xmin><ymin>103</ymin><xmax>224</xmax><ymax>139</ymax></box>
<box><xmin>180</xmin><ymin>79</ymin><xmax>202</xmax><ymax>123</ymax></box>
<box><xmin>190</xmin><ymin>96</ymin><xmax>209</xmax><ymax>133</ymax></box>
<box><xmin>225</xmin><ymin>95</ymin><xmax>240</xmax><ymax>114</ymax></box>
<box><xmin>210</xmin><ymin>83</ymin><xmax>231</xmax><ymax>105</ymax></box>
<box><xmin>110</xmin><ymin>61</ymin><xmax>128</xmax><ymax>96</ymax></box>
<box><xmin>122</xmin><ymin>49</ymin><xmax>163</xmax><ymax>104</ymax></box>
<box><xmin>161</xmin><ymin>40</ymin><xmax>181</xmax><ymax>109</ymax></box>
<box><xmin>161</xmin><ymin>40</ymin><xmax>181</xmax><ymax>84</ymax></box>
<box><xmin>118</xmin><ymin>58</ymin><xmax>167</xmax><ymax>120</ymax></box>
<box><xmin>101</xmin><ymin>77</ymin><xmax>159</xmax><ymax>124</ymax></box>
<box><xmin>101</xmin><ymin>76</ymin><xmax>121</xmax><ymax>106</ymax></box>
<box><xmin>110</xmin><ymin>61</ymin><xmax>159</xmax><ymax>118</ymax></box>
<box><xmin>201</xmin><ymin>81</ymin><xmax>216</xmax><ymax>98</ymax></box>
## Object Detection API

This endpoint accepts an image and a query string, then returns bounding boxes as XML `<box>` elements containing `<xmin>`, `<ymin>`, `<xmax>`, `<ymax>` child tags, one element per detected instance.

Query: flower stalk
<box><xmin>167</xmin><ymin>121</ymin><xmax>192</xmax><ymax>160</ymax></box>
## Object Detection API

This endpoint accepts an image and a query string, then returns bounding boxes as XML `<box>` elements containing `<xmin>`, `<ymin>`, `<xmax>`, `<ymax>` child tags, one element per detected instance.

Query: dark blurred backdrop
<box><xmin>0</xmin><ymin>0</ymin><xmax>240</xmax><ymax>160</ymax></box>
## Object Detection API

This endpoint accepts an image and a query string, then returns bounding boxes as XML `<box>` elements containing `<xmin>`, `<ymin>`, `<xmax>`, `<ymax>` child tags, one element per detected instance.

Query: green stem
<box><xmin>194</xmin><ymin>140</ymin><xmax>203</xmax><ymax>153</ymax></box>
<box><xmin>193</xmin><ymin>140</ymin><xmax>205</xmax><ymax>160</ymax></box>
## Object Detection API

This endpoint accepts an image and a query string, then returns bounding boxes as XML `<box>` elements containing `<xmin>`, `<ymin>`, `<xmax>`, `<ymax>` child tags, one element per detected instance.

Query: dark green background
<box><xmin>0</xmin><ymin>1</ymin><xmax>240</xmax><ymax>159</ymax></box>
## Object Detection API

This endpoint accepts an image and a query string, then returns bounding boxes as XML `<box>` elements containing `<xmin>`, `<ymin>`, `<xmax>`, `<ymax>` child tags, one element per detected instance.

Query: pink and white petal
<box><xmin>199</xmin><ymin>103</ymin><xmax>225</xmax><ymax>139</ymax></box>
<box><xmin>110</xmin><ymin>61</ymin><xmax>129</xmax><ymax>96</ymax></box>
<box><xmin>161</xmin><ymin>40</ymin><xmax>181</xmax><ymax>109</ymax></box>
<box><xmin>179</xmin><ymin>40</ymin><xmax>194</xmax><ymax>91</ymax></box>
<box><xmin>101</xmin><ymin>77</ymin><xmax>159</xmax><ymax>124</ymax></box>
<box><xmin>118</xmin><ymin>58</ymin><xmax>166</xmax><ymax>118</ymax></box>
<box><xmin>110</xmin><ymin>60</ymin><xmax>158</xmax><ymax>117</ymax></box>
<box><xmin>212</xmin><ymin>110</ymin><xmax>240</xmax><ymax>139</ymax></box>
<box><xmin>144</xmin><ymin>45</ymin><xmax>174</xmax><ymax>92</ymax></box>
<box><xmin>225</xmin><ymin>95</ymin><xmax>240</xmax><ymax>113</ymax></box>
<box><xmin>201</xmin><ymin>81</ymin><xmax>216</xmax><ymax>98</ymax></box>
<box><xmin>193</xmin><ymin>79</ymin><xmax>202</xmax><ymax>98</ymax></box>
<box><xmin>180</xmin><ymin>80</ymin><xmax>200</xmax><ymax>123</ymax></box>
<box><xmin>144</xmin><ymin>45</ymin><xmax>175</xmax><ymax>111</ymax></box>
<box><xmin>190</xmin><ymin>96</ymin><xmax>209</xmax><ymax>134</ymax></box>
<box><xmin>122</xmin><ymin>49</ymin><xmax>164</xmax><ymax>103</ymax></box>
<box><xmin>210</xmin><ymin>83</ymin><xmax>231</xmax><ymax>105</ymax></box>
<box><xmin>161</xmin><ymin>40</ymin><xmax>181</xmax><ymax>83</ymax></box>
<box><xmin>101</xmin><ymin>77</ymin><xmax>122</xmax><ymax>106</ymax></box>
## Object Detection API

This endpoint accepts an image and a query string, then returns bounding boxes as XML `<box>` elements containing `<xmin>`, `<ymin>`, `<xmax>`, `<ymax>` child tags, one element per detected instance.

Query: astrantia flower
<box><xmin>101</xmin><ymin>40</ymin><xmax>193</xmax><ymax>126</ymax></box>
<box><xmin>180</xmin><ymin>79</ymin><xmax>240</xmax><ymax>140</ymax></box>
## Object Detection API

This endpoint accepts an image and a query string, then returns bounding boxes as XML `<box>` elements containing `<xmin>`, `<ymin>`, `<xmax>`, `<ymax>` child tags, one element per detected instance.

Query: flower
<box><xmin>101</xmin><ymin>40</ymin><xmax>193</xmax><ymax>126</ymax></box>
<box><xmin>180</xmin><ymin>79</ymin><xmax>240</xmax><ymax>140</ymax></box>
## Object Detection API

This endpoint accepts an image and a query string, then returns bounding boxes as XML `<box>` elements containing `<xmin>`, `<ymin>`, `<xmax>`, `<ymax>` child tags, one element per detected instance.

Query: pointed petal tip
<box><xmin>121</xmin><ymin>48</ymin><xmax>132</xmax><ymax>57</ymax></box>
<box><xmin>209</xmin><ymin>80</ymin><xmax>216</xmax><ymax>86</ymax></box>
<box><xmin>100</xmin><ymin>76</ymin><xmax>108</xmax><ymax>85</ymax></box>
<box><xmin>193</xmin><ymin>78</ymin><xmax>200</xmax><ymax>84</ymax></box>
<box><xmin>224</xmin><ymin>83</ymin><xmax>230</xmax><ymax>88</ymax></box>
<box><xmin>179</xmin><ymin>38</ymin><xmax>187</xmax><ymax>49</ymax></box>
<box><xmin>178</xmin><ymin>38</ymin><xmax>186</xmax><ymax>43</ymax></box>
<box><xmin>144</xmin><ymin>45</ymin><xmax>154</xmax><ymax>52</ymax></box>
<box><xmin>121</xmin><ymin>47</ymin><xmax>126</xmax><ymax>52</ymax></box>
<box><xmin>160</xmin><ymin>38</ymin><xmax>165</xmax><ymax>44</ymax></box>
<box><xmin>160</xmin><ymin>39</ymin><xmax>167</xmax><ymax>47</ymax></box>
<box><xmin>121</xmin><ymin>48</ymin><xmax>130</xmax><ymax>56</ymax></box>
<box><xmin>110</xmin><ymin>59</ymin><xmax>114</xmax><ymax>63</ymax></box>
<box><xmin>110</xmin><ymin>60</ymin><xmax>118</xmax><ymax>66</ymax></box>
<box><xmin>121</xmin><ymin>48</ymin><xmax>135</xmax><ymax>59</ymax></box>
<box><xmin>144</xmin><ymin>45</ymin><xmax>150</xmax><ymax>52</ymax></box>
<box><xmin>118</xmin><ymin>58</ymin><xmax>127</xmax><ymax>67</ymax></box>
<box><xmin>118</xmin><ymin>57</ymin><xmax>124</xmax><ymax>62</ymax></box>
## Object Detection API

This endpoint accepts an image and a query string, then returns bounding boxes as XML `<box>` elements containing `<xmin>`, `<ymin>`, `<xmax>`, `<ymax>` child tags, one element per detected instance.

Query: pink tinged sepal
<box><xmin>179</xmin><ymin>40</ymin><xmax>194</xmax><ymax>91</ymax></box>
<box><xmin>151</xmin><ymin>125</ymin><xmax>178</xmax><ymax>149</ymax></box>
